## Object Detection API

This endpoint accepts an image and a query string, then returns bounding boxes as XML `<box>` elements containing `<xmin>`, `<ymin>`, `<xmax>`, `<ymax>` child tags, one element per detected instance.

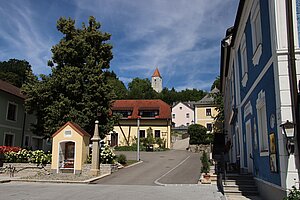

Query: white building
<box><xmin>172</xmin><ymin>102</ymin><xmax>195</xmax><ymax>127</ymax></box>
<box><xmin>151</xmin><ymin>68</ymin><xmax>162</xmax><ymax>93</ymax></box>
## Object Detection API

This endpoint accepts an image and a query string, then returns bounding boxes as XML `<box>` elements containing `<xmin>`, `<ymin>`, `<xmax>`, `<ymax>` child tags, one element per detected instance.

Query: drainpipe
<box><xmin>286</xmin><ymin>0</ymin><xmax>299</xmax><ymax>155</ymax></box>
<box><xmin>21</xmin><ymin>112</ymin><xmax>27</xmax><ymax>148</ymax></box>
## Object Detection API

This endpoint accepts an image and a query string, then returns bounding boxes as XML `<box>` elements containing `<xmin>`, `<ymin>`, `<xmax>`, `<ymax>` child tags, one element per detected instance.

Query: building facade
<box><xmin>106</xmin><ymin>99</ymin><xmax>171</xmax><ymax>148</ymax></box>
<box><xmin>151</xmin><ymin>68</ymin><xmax>163</xmax><ymax>93</ymax></box>
<box><xmin>194</xmin><ymin>88</ymin><xmax>219</xmax><ymax>133</ymax></box>
<box><xmin>220</xmin><ymin>1</ymin><xmax>300</xmax><ymax>199</ymax></box>
<box><xmin>172</xmin><ymin>102</ymin><xmax>195</xmax><ymax>127</ymax></box>
<box><xmin>0</xmin><ymin>80</ymin><xmax>50</xmax><ymax>151</ymax></box>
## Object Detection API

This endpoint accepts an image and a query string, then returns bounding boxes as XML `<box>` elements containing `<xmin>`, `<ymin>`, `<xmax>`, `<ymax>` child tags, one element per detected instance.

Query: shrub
<box><xmin>188</xmin><ymin>124</ymin><xmax>208</xmax><ymax>145</ymax></box>
<box><xmin>284</xmin><ymin>186</ymin><xmax>300</xmax><ymax>200</ymax></box>
<box><xmin>4</xmin><ymin>149</ymin><xmax>51</xmax><ymax>165</ymax></box>
<box><xmin>201</xmin><ymin>151</ymin><xmax>210</xmax><ymax>174</ymax></box>
<box><xmin>117</xmin><ymin>154</ymin><xmax>127</xmax><ymax>165</ymax></box>
<box><xmin>100</xmin><ymin>145</ymin><xmax>116</xmax><ymax>164</ymax></box>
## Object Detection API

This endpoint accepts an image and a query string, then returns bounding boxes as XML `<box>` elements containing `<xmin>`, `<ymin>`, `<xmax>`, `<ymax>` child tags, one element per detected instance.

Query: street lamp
<box><xmin>280</xmin><ymin>120</ymin><xmax>296</xmax><ymax>155</ymax></box>
<box><xmin>137</xmin><ymin>116</ymin><xmax>141</xmax><ymax>161</ymax></box>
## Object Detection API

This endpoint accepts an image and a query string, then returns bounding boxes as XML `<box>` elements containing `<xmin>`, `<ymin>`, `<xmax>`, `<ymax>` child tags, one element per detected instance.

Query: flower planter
<box><xmin>100</xmin><ymin>164</ymin><xmax>118</xmax><ymax>175</ymax></box>
<box><xmin>201</xmin><ymin>173</ymin><xmax>212</xmax><ymax>184</ymax></box>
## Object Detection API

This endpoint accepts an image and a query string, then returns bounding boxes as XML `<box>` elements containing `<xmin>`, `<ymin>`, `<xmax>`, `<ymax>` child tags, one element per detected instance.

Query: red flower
<box><xmin>0</xmin><ymin>146</ymin><xmax>22</xmax><ymax>154</ymax></box>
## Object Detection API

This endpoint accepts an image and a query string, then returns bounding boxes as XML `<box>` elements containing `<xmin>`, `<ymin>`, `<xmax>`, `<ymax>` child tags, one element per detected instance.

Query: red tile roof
<box><xmin>112</xmin><ymin>99</ymin><xmax>171</xmax><ymax>119</ymax></box>
<box><xmin>52</xmin><ymin>121</ymin><xmax>91</xmax><ymax>138</ymax></box>
<box><xmin>152</xmin><ymin>68</ymin><xmax>161</xmax><ymax>78</ymax></box>
<box><xmin>0</xmin><ymin>79</ymin><xmax>26</xmax><ymax>99</ymax></box>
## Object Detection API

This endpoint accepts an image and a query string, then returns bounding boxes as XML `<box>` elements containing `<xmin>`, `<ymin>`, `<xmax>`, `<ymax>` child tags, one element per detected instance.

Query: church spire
<box><xmin>152</xmin><ymin>67</ymin><xmax>162</xmax><ymax>78</ymax></box>
<box><xmin>151</xmin><ymin>67</ymin><xmax>162</xmax><ymax>93</ymax></box>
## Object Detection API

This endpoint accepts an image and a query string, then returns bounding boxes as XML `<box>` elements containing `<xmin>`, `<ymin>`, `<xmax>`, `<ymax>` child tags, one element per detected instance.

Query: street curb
<box><xmin>0</xmin><ymin>173</ymin><xmax>111</xmax><ymax>184</ymax></box>
<box><xmin>124</xmin><ymin>160</ymin><xmax>143</xmax><ymax>169</ymax></box>
<box><xmin>0</xmin><ymin>160</ymin><xmax>143</xmax><ymax>184</ymax></box>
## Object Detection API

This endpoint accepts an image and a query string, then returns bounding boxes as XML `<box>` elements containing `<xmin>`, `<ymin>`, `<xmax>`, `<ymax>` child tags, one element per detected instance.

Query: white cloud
<box><xmin>0</xmin><ymin>2</ymin><xmax>52</xmax><ymax>75</ymax></box>
<box><xmin>0</xmin><ymin>0</ymin><xmax>238</xmax><ymax>91</ymax></box>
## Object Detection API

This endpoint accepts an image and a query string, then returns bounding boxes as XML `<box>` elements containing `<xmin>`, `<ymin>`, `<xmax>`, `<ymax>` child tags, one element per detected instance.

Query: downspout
<box><xmin>21</xmin><ymin>112</ymin><xmax>27</xmax><ymax>148</ymax></box>
<box><xmin>286</xmin><ymin>0</ymin><xmax>300</xmax><ymax>158</ymax></box>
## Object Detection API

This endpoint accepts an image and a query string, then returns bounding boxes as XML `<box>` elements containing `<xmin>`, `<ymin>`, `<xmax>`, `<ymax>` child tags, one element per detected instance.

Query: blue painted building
<box><xmin>220</xmin><ymin>1</ymin><xmax>300</xmax><ymax>199</ymax></box>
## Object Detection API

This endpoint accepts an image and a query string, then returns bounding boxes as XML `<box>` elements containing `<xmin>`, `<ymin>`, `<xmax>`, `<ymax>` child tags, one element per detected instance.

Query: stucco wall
<box><xmin>195</xmin><ymin>106</ymin><xmax>218</xmax><ymax>128</ymax></box>
<box><xmin>172</xmin><ymin>102</ymin><xmax>194</xmax><ymax>127</ymax></box>
<box><xmin>51</xmin><ymin>125</ymin><xmax>89</xmax><ymax>173</ymax></box>
<box><xmin>111</xmin><ymin>119</ymin><xmax>171</xmax><ymax>148</ymax></box>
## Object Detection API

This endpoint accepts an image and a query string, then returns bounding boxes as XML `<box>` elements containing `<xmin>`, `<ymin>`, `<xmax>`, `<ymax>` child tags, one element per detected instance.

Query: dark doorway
<box><xmin>111</xmin><ymin>132</ymin><xmax>118</xmax><ymax>147</ymax></box>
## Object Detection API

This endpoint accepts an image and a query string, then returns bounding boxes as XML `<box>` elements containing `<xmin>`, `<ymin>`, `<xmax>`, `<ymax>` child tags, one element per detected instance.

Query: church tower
<box><xmin>151</xmin><ymin>68</ymin><xmax>162</xmax><ymax>93</ymax></box>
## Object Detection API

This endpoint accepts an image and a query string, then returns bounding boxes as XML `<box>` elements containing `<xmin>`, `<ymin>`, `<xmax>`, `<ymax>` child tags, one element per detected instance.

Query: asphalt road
<box><xmin>94</xmin><ymin>150</ymin><xmax>201</xmax><ymax>185</ymax></box>
<box><xmin>0</xmin><ymin>182</ymin><xmax>224</xmax><ymax>200</ymax></box>
<box><xmin>0</xmin><ymin>150</ymin><xmax>224</xmax><ymax>200</ymax></box>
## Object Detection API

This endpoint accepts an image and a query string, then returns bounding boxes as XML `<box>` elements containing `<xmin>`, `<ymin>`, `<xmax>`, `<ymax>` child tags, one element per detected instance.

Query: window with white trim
<box><xmin>207</xmin><ymin>123</ymin><xmax>212</xmax><ymax>132</ymax></box>
<box><xmin>251</xmin><ymin>0</ymin><xmax>262</xmax><ymax>65</ymax></box>
<box><xmin>6</xmin><ymin>102</ymin><xmax>17</xmax><ymax>121</ymax></box>
<box><xmin>256</xmin><ymin>90</ymin><xmax>268</xmax><ymax>154</ymax></box>
<box><xmin>240</xmin><ymin>33</ymin><xmax>248</xmax><ymax>87</ymax></box>
<box><xmin>186</xmin><ymin>113</ymin><xmax>189</xmax><ymax>118</ymax></box>
<box><xmin>172</xmin><ymin>113</ymin><xmax>175</xmax><ymax>119</ymax></box>
<box><xmin>4</xmin><ymin>133</ymin><xmax>14</xmax><ymax>146</ymax></box>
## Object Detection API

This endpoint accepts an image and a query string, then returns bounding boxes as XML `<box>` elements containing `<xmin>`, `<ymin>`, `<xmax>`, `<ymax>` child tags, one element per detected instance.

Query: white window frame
<box><xmin>206</xmin><ymin>123</ymin><xmax>213</xmax><ymax>133</ymax></box>
<box><xmin>186</xmin><ymin>113</ymin><xmax>190</xmax><ymax>118</ymax></box>
<box><xmin>256</xmin><ymin>90</ymin><xmax>268</xmax><ymax>156</ymax></box>
<box><xmin>206</xmin><ymin>108</ymin><xmax>212</xmax><ymax>116</ymax></box>
<box><xmin>172</xmin><ymin>113</ymin><xmax>175</xmax><ymax>119</ymax></box>
<box><xmin>241</xmin><ymin>33</ymin><xmax>248</xmax><ymax>87</ymax></box>
<box><xmin>3</xmin><ymin>132</ymin><xmax>15</xmax><ymax>146</ymax></box>
<box><xmin>251</xmin><ymin>0</ymin><xmax>262</xmax><ymax>66</ymax></box>
<box><xmin>6</xmin><ymin>101</ymin><xmax>18</xmax><ymax>122</ymax></box>
<box><xmin>64</xmin><ymin>130</ymin><xmax>72</xmax><ymax>137</ymax></box>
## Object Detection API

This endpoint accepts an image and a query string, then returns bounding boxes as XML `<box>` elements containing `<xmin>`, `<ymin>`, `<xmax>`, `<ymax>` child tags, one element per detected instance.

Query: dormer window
<box><xmin>139</xmin><ymin>110</ymin><xmax>159</xmax><ymax>118</ymax></box>
<box><xmin>112</xmin><ymin>110</ymin><xmax>132</xmax><ymax>118</ymax></box>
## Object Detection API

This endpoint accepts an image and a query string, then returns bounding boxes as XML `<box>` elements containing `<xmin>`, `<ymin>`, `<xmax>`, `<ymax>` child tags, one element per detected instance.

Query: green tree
<box><xmin>188</xmin><ymin>124</ymin><xmax>208</xmax><ymax>145</ymax></box>
<box><xmin>23</xmin><ymin>16</ymin><xmax>115</xmax><ymax>138</ymax></box>
<box><xmin>211</xmin><ymin>76</ymin><xmax>224</xmax><ymax>132</ymax></box>
<box><xmin>127</xmin><ymin>78</ymin><xmax>157</xmax><ymax>99</ymax></box>
<box><xmin>177</xmin><ymin>88</ymin><xmax>206</xmax><ymax>102</ymax></box>
<box><xmin>0</xmin><ymin>59</ymin><xmax>33</xmax><ymax>87</ymax></box>
<box><xmin>105</xmin><ymin>71</ymin><xmax>128</xmax><ymax>99</ymax></box>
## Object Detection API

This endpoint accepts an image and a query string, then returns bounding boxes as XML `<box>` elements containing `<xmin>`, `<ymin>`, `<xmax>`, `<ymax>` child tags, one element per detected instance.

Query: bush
<box><xmin>284</xmin><ymin>186</ymin><xmax>300</xmax><ymax>200</ymax></box>
<box><xmin>4</xmin><ymin>149</ymin><xmax>51</xmax><ymax>165</ymax></box>
<box><xmin>188</xmin><ymin>124</ymin><xmax>210</xmax><ymax>145</ymax></box>
<box><xmin>100</xmin><ymin>145</ymin><xmax>116</xmax><ymax>164</ymax></box>
<box><xmin>201</xmin><ymin>151</ymin><xmax>210</xmax><ymax>174</ymax></box>
<box><xmin>117</xmin><ymin>154</ymin><xmax>127</xmax><ymax>165</ymax></box>
<box><xmin>114</xmin><ymin>144</ymin><xmax>146</xmax><ymax>151</ymax></box>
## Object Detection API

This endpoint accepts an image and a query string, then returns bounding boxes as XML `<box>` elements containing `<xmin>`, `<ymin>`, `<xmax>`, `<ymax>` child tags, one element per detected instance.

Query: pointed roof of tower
<box><xmin>152</xmin><ymin>68</ymin><xmax>162</xmax><ymax>78</ymax></box>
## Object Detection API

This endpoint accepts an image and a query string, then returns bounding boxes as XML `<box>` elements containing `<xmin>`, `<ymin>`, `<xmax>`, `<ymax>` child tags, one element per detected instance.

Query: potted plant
<box><xmin>201</xmin><ymin>151</ymin><xmax>211</xmax><ymax>182</ymax></box>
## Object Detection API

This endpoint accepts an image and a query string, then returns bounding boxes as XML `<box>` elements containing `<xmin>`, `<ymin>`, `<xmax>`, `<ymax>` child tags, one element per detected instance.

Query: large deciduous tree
<box><xmin>22</xmin><ymin>16</ymin><xmax>115</xmax><ymax>138</ymax></box>
<box><xmin>127</xmin><ymin>78</ymin><xmax>157</xmax><ymax>99</ymax></box>
<box><xmin>0</xmin><ymin>59</ymin><xmax>33</xmax><ymax>87</ymax></box>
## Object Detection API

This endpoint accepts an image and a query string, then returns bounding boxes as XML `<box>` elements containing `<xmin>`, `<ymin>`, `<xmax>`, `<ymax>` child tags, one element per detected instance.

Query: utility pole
<box><xmin>285</xmin><ymin>0</ymin><xmax>299</xmax><ymax>154</ymax></box>
<box><xmin>137</xmin><ymin>117</ymin><xmax>140</xmax><ymax>161</ymax></box>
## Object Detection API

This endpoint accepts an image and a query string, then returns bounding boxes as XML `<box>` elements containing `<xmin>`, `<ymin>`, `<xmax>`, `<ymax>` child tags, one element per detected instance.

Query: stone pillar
<box><xmin>90</xmin><ymin>120</ymin><xmax>100</xmax><ymax>176</ymax></box>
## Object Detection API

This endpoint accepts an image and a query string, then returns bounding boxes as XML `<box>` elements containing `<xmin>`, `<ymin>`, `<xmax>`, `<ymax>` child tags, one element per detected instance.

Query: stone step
<box><xmin>224</xmin><ymin>186</ymin><xmax>258</xmax><ymax>193</ymax></box>
<box><xmin>223</xmin><ymin>179</ymin><xmax>255</xmax><ymax>186</ymax></box>
<box><xmin>225</xmin><ymin>175</ymin><xmax>254</xmax><ymax>180</ymax></box>
<box><xmin>226</xmin><ymin>194</ymin><xmax>262</xmax><ymax>200</ymax></box>
<box><xmin>224</xmin><ymin>185</ymin><xmax>257</xmax><ymax>190</ymax></box>
<box><xmin>224</xmin><ymin>189</ymin><xmax>259</xmax><ymax>196</ymax></box>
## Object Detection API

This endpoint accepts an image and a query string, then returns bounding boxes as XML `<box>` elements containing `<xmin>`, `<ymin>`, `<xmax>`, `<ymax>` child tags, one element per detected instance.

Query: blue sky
<box><xmin>0</xmin><ymin>0</ymin><xmax>238</xmax><ymax>91</ymax></box>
